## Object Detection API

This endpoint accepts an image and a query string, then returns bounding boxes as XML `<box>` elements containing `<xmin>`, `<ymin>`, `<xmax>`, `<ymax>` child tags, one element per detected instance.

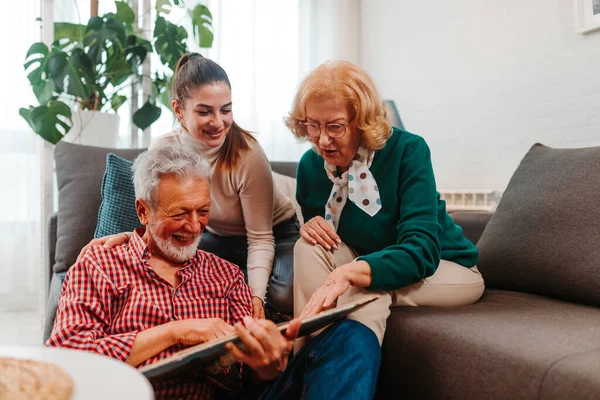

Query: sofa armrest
<box><xmin>448</xmin><ymin>210</ymin><xmax>493</xmax><ymax>245</ymax></box>
<box><xmin>47</xmin><ymin>212</ymin><xmax>57</xmax><ymax>280</ymax></box>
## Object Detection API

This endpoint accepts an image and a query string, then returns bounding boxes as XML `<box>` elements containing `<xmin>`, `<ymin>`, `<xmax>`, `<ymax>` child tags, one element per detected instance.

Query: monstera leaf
<box><xmin>156</xmin><ymin>0</ymin><xmax>173</xmax><ymax>15</ymax></box>
<box><xmin>24</xmin><ymin>43</ymin><xmax>58</xmax><ymax>104</ymax></box>
<box><xmin>32</xmin><ymin>80</ymin><xmax>56</xmax><ymax>104</ymax></box>
<box><xmin>104</xmin><ymin>44</ymin><xmax>131</xmax><ymax>88</ymax></box>
<box><xmin>115</xmin><ymin>1</ymin><xmax>135</xmax><ymax>26</ymax></box>
<box><xmin>21</xmin><ymin>1</ymin><xmax>217</xmax><ymax>142</ymax></box>
<box><xmin>84</xmin><ymin>15</ymin><xmax>126</xmax><ymax>64</ymax></box>
<box><xmin>152</xmin><ymin>73</ymin><xmax>173</xmax><ymax>111</ymax></box>
<box><xmin>54</xmin><ymin>23</ymin><xmax>86</xmax><ymax>50</ymax></box>
<box><xmin>133</xmin><ymin>99</ymin><xmax>162</xmax><ymax>130</ymax></box>
<box><xmin>190</xmin><ymin>4</ymin><xmax>213</xmax><ymax>48</ymax></box>
<box><xmin>19</xmin><ymin>101</ymin><xmax>72</xmax><ymax>144</ymax></box>
<box><xmin>48</xmin><ymin>48</ymin><xmax>94</xmax><ymax>99</ymax></box>
<box><xmin>111</xmin><ymin>94</ymin><xmax>127</xmax><ymax>112</ymax></box>
<box><xmin>154</xmin><ymin>16</ymin><xmax>188</xmax><ymax>71</ymax></box>
<box><xmin>125</xmin><ymin>35</ymin><xmax>152</xmax><ymax>72</ymax></box>
<box><xmin>24</xmin><ymin>43</ymin><xmax>51</xmax><ymax>87</ymax></box>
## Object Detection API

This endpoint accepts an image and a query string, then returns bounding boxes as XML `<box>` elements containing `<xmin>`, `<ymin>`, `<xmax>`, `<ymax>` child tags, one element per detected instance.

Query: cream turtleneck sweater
<box><xmin>149</xmin><ymin>128</ymin><xmax>296</xmax><ymax>300</ymax></box>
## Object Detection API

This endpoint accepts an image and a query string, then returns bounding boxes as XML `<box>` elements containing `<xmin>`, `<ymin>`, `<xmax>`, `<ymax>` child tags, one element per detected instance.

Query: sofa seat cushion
<box><xmin>377</xmin><ymin>289</ymin><xmax>600</xmax><ymax>400</ymax></box>
<box><xmin>540</xmin><ymin>348</ymin><xmax>600</xmax><ymax>400</ymax></box>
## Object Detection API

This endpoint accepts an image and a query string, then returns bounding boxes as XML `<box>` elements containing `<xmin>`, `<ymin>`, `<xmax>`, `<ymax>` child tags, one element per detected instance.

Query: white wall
<box><xmin>360</xmin><ymin>0</ymin><xmax>600</xmax><ymax>191</ymax></box>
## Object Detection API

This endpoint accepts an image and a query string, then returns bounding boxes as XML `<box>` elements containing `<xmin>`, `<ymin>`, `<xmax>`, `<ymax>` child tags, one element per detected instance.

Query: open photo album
<box><xmin>139</xmin><ymin>295</ymin><xmax>379</xmax><ymax>382</ymax></box>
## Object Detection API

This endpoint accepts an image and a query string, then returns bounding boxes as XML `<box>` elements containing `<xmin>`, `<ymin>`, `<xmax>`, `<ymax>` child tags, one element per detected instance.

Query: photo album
<box><xmin>140</xmin><ymin>295</ymin><xmax>379</xmax><ymax>381</ymax></box>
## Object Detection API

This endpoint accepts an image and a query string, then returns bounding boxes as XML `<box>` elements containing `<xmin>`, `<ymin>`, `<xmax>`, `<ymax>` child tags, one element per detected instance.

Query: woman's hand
<box><xmin>252</xmin><ymin>297</ymin><xmax>266</xmax><ymax>319</ymax></box>
<box><xmin>299</xmin><ymin>260</ymin><xmax>373</xmax><ymax>318</ymax></box>
<box><xmin>299</xmin><ymin>216</ymin><xmax>341</xmax><ymax>251</ymax></box>
<box><xmin>77</xmin><ymin>232</ymin><xmax>132</xmax><ymax>261</ymax></box>
<box><xmin>226</xmin><ymin>316</ymin><xmax>301</xmax><ymax>381</ymax></box>
<box><xmin>299</xmin><ymin>269</ymin><xmax>351</xmax><ymax>318</ymax></box>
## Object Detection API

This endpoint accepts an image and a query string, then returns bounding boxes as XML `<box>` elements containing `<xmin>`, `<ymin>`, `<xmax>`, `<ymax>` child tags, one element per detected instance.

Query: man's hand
<box><xmin>252</xmin><ymin>297</ymin><xmax>266</xmax><ymax>319</ymax></box>
<box><xmin>77</xmin><ymin>232</ymin><xmax>131</xmax><ymax>261</ymax></box>
<box><xmin>171</xmin><ymin>318</ymin><xmax>235</xmax><ymax>346</ymax></box>
<box><xmin>226</xmin><ymin>316</ymin><xmax>301</xmax><ymax>382</ymax></box>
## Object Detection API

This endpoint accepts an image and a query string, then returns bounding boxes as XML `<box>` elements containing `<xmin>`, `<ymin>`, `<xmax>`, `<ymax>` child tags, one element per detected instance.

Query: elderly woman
<box><xmin>287</xmin><ymin>61</ymin><xmax>484</xmax><ymax>344</ymax></box>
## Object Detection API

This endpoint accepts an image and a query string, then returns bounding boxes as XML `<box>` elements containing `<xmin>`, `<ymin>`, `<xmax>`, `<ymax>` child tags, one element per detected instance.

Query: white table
<box><xmin>0</xmin><ymin>346</ymin><xmax>154</xmax><ymax>400</ymax></box>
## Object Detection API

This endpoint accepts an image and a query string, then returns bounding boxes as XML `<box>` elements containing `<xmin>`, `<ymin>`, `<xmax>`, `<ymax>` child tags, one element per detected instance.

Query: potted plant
<box><xmin>19</xmin><ymin>0</ymin><xmax>214</xmax><ymax>145</ymax></box>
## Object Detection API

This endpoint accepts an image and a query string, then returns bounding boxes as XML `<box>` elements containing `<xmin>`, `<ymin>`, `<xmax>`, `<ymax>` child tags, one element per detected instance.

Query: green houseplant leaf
<box><xmin>54</xmin><ymin>22</ymin><xmax>86</xmax><ymax>49</ymax></box>
<box><xmin>21</xmin><ymin>1</ymin><xmax>216</xmax><ymax>143</ymax></box>
<box><xmin>23</xmin><ymin>43</ymin><xmax>57</xmax><ymax>107</ymax></box>
<box><xmin>156</xmin><ymin>0</ymin><xmax>173</xmax><ymax>16</ymax></box>
<box><xmin>24</xmin><ymin>42</ymin><xmax>51</xmax><ymax>87</ymax></box>
<box><xmin>84</xmin><ymin>15</ymin><xmax>127</xmax><ymax>64</ymax></box>
<box><xmin>48</xmin><ymin>48</ymin><xmax>94</xmax><ymax>99</ymax></box>
<box><xmin>32</xmin><ymin>80</ymin><xmax>56</xmax><ymax>104</ymax></box>
<box><xmin>115</xmin><ymin>1</ymin><xmax>135</xmax><ymax>26</ymax></box>
<box><xmin>111</xmin><ymin>94</ymin><xmax>127</xmax><ymax>112</ymax></box>
<box><xmin>154</xmin><ymin>16</ymin><xmax>188</xmax><ymax>71</ymax></box>
<box><xmin>190</xmin><ymin>4</ymin><xmax>213</xmax><ymax>48</ymax></box>
<box><xmin>105</xmin><ymin>45</ymin><xmax>132</xmax><ymax>87</ymax></box>
<box><xmin>124</xmin><ymin>35</ymin><xmax>152</xmax><ymax>71</ymax></box>
<box><xmin>19</xmin><ymin>101</ymin><xmax>72</xmax><ymax>144</ymax></box>
<box><xmin>133</xmin><ymin>99</ymin><xmax>162</xmax><ymax>130</ymax></box>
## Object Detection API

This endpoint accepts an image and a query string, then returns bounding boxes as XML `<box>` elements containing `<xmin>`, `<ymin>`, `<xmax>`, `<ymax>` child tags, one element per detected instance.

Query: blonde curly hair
<box><xmin>285</xmin><ymin>60</ymin><xmax>392</xmax><ymax>150</ymax></box>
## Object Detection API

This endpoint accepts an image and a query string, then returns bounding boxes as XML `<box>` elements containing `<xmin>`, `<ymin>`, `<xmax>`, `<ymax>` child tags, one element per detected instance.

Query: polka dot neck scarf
<box><xmin>324</xmin><ymin>146</ymin><xmax>382</xmax><ymax>231</ymax></box>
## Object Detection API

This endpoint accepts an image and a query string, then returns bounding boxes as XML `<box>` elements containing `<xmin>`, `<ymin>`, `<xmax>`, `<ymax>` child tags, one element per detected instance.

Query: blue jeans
<box><xmin>198</xmin><ymin>216</ymin><xmax>300</xmax><ymax>315</ymax></box>
<box><xmin>259</xmin><ymin>320</ymin><xmax>381</xmax><ymax>400</ymax></box>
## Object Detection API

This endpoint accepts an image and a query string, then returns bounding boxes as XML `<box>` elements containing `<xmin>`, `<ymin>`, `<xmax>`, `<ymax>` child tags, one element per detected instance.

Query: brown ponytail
<box><xmin>172</xmin><ymin>52</ymin><xmax>256</xmax><ymax>171</ymax></box>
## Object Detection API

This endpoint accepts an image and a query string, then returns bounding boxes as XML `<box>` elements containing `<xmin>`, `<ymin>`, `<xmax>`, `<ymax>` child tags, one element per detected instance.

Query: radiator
<box><xmin>439</xmin><ymin>190</ymin><xmax>501</xmax><ymax>212</ymax></box>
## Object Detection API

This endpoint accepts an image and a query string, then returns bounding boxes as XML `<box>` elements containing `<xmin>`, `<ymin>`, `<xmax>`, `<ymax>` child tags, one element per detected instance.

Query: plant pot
<box><xmin>63</xmin><ymin>110</ymin><xmax>120</xmax><ymax>148</ymax></box>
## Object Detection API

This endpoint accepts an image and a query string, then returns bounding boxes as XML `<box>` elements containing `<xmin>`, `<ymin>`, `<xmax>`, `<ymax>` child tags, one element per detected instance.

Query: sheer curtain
<box><xmin>0</xmin><ymin>0</ymin><xmax>43</xmax><ymax>312</ymax></box>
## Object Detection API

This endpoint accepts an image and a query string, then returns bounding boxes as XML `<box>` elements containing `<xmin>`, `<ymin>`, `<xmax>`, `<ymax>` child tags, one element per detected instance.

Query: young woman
<box><xmin>87</xmin><ymin>53</ymin><xmax>299</xmax><ymax>319</ymax></box>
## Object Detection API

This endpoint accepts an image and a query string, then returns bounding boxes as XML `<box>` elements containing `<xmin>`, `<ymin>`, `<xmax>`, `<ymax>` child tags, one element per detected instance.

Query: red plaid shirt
<box><xmin>47</xmin><ymin>229</ymin><xmax>253</xmax><ymax>399</ymax></box>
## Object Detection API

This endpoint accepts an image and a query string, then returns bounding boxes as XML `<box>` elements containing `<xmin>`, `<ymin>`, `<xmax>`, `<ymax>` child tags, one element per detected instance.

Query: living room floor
<box><xmin>0</xmin><ymin>310</ymin><xmax>42</xmax><ymax>346</ymax></box>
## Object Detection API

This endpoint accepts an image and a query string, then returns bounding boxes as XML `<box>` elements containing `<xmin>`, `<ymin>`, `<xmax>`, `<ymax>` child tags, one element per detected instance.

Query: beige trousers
<box><xmin>293</xmin><ymin>239</ymin><xmax>485</xmax><ymax>345</ymax></box>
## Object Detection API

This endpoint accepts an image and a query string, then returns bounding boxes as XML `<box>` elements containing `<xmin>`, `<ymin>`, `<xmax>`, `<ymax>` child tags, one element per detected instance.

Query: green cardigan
<box><xmin>296</xmin><ymin>128</ymin><xmax>479</xmax><ymax>291</ymax></box>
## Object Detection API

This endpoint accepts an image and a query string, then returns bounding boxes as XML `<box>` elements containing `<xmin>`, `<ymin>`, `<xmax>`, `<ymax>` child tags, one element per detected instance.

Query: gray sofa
<box><xmin>46</xmin><ymin>141</ymin><xmax>600</xmax><ymax>399</ymax></box>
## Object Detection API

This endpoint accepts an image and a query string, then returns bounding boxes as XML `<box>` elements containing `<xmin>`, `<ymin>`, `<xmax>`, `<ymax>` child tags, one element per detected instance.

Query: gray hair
<box><xmin>132</xmin><ymin>144</ymin><xmax>211</xmax><ymax>208</ymax></box>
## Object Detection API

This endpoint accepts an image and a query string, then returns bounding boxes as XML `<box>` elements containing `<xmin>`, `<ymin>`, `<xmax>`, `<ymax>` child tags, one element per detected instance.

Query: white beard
<box><xmin>148</xmin><ymin>222</ymin><xmax>202</xmax><ymax>263</ymax></box>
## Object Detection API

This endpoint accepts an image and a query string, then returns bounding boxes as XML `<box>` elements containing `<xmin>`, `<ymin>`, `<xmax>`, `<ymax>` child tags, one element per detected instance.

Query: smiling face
<box><xmin>137</xmin><ymin>174</ymin><xmax>210</xmax><ymax>263</ymax></box>
<box><xmin>305</xmin><ymin>95</ymin><xmax>362</xmax><ymax>172</ymax></box>
<box><xmin>172</xmin><ymin>82</ymin><xmax>233</xmax><ymax>148</ymax></box>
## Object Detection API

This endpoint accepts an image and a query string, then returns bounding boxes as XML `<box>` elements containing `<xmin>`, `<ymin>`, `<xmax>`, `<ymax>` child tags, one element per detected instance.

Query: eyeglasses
<box><xmin>299</xmin><ymin>118</ymin><xmax>354</xmax><ymax>138</ymax></box>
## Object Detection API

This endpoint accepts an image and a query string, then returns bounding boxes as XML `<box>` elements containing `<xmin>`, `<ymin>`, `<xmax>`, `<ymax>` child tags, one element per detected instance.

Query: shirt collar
<box><xmin>130</xmin><ymin>228</ymin><xmax>149</xmax><ymax>262</ymax></box>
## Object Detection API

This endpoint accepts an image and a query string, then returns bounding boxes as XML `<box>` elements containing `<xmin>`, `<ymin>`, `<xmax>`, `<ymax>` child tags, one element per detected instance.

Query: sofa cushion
<box><xmin>539</xmin><ymin>348</ymin><xmax>600</xmax><ymax>400</ymax></box>
<box><xmin>476</xmin><ymin>143</ymin><xmax>600</xmax><ymax>307</ymax></box>
<box><xmin>94</xmin><ymin>154</ymin><xmax>143</xmax><ymax>238</ymax></box>
<box><xmin>53</xmin><ymin>142</ymin><xmax>145</xmax><ymax>273</ymax></box>
<box><xmin>272</xmin><ymin>171</ymin><xmax>303</xmax><ymax>225</ymax></box>
<box><xmin>377</xmin><ymin>289</ymin><xmax>600</xmax><ymax>400</ymax></box>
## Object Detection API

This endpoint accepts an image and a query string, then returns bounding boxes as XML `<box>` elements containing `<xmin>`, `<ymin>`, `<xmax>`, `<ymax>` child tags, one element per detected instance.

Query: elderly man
<box><xmin>47</xmin><ymin>145</ymin><xmax>380</xmax><ymax>400</ymax></box>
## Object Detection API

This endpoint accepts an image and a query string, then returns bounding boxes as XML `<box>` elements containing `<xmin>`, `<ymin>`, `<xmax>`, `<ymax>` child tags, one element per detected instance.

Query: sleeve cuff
<box><xmin>96</xmin><ymin>331</ymin><xmax>139</xmax><ymax>362</ymax></box>
<box><xmin>247</xmin><ymin>267</ymin><xmax>271</xmax><ymax>301</ymax></box>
